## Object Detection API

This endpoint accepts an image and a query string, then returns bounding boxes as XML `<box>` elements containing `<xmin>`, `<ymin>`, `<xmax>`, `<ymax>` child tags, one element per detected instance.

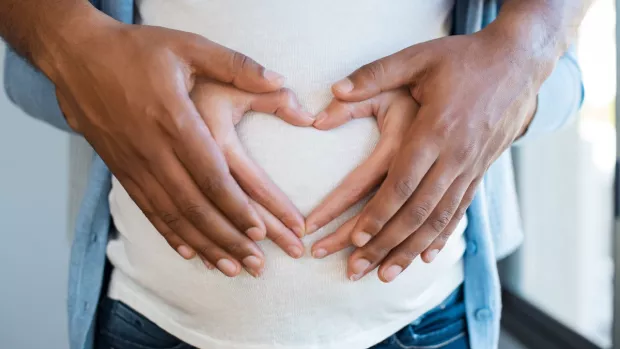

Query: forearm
<box><xmin>484</xmin><ymin>0</ymin><xmax>592</xmax><ymax>84</ymax></box>
<box><xmin>495</xmin><ymin>0</ymin><xmax>592</xmax><ymax>55</ymax></box>
<box><xmin>0</xmin><ymin>1</ymin><xmax>111</xmax><ymax>80</ymax></box>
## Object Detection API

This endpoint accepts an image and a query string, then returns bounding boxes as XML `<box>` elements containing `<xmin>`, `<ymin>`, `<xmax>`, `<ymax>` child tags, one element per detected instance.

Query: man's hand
<box><xmin>318</xmin><ymin>27</ymin><xmax>541</xmax><ymax>283</ymax></box>
<box><xmin>190</xmin><ymin>81</ymin><xmax>313</xmax><ymax>270</ymax></box>
<box><xmin>48</xmin><ymin>15</ymin><xmax>306</xmax><ymax>278</ymax></box>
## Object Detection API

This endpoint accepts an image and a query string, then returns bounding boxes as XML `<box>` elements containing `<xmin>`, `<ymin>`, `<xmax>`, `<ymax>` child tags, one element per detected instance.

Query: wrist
<box><xmin>478</xmin><ymin>15</ymin><xmax>560</xmax><ymax>88</ymax></box>
<box><xmin>32</xmin><ymin>3</ymin><xmax>120</xmax><ymax>83</ymax></box>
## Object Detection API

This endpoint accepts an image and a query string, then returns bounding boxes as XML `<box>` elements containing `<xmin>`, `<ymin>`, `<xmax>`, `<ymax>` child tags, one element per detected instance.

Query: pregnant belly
<box><xmin>107</xmin><ymin>0</ymin><xmax>462</xmax><ymax>347</ymax></box>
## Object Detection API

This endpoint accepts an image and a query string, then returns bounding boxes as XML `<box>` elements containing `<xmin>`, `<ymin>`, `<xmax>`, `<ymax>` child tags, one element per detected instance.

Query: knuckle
<box><xmin>454</xmin><ymin>206</ymin><xmax>467</xmax><ymax>221</ymax></box>
<box><xmin>229</xmin><ymin>51</ymin><xmax>249</xmax><ymax>83</ymax></box>
<box><xmin>405</xmin><ymin>203</ymin><xmax>431</xmax><ymax>226</ymax></box>
<box><xmin>363</xmin><ymin>61</ymin><xmax>386</xmax><ymax>82</ymax></box>
<box><xmin>437</xmin><ymin>230</ymin><xmax>452</xmax><ymax>243</ymax></box>
<box><xmin>226</xmin><ymin>241</ymin><xmax>245</xmax><ymax>255</ymax></box>
<box><xmin>430</xmin><ymin>210</ymin><xmax>452</xmax><ymax>233</ymax></box>
<box><xmin>367</xmin><ymin>245</ymin><xmax>391</xmax><ymax>260</ymax></box>
<box><xmin>453</xmin><ymin>140</ymin><xmax>477</xmax><ymax>164</ymax></box>
<box><xmin>161</xmin><ymin>212</ymin><xmax>182</xmax><ymax>231</ymax></box>
<box><xmin>199</xmin><ymin>175</ymin><xmax>225</xmax><ymax>197</ymax></box>
<box><xmin>394</xmin><ymin>176</ymin><xmax>416</xmax><ymax>199</ymax></box>
<box><xmin>401</xmin><ymin>249</ymin><xmax>419</xmax><ymax>262</ymax></box>
<box><xmin>433</xmin><ymin>119</ymin><xmax>453</xmax><ymax>140</ymax></box>
<box><xmin>278</xmin><ymin>88</ymin><xmax>295</xmax><ymax>105</ymax></box>
<box><xmin>183</xmin><ymin>204</ymin><xmax>215</xmax><ymax>227</ymax></box>
<box><xmin>197</xmin><ymin>245</ymin><xmax>217</xmax><ymax>259</ymax></box>
<box><xmin>269</xmin><ymin>230</ymin><xmax>287</xmax><ymax>246</ymax></box>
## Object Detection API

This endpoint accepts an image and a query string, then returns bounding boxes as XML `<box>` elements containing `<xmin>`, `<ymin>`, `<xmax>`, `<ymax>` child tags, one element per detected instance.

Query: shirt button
<box><xmin>475</xmin><ymin>308</ymin><xmax>492</xmax><ymax>321</ymax></box>
<box><xmin>466</xmin><ymin>241</ymin><xmax>478</xmax><ymax>256</ymax></box>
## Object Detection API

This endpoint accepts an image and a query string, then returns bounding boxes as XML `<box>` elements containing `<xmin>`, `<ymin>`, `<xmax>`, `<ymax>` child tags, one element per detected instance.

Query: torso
<box><xmin>107</xmin><ymin>1</ymin><xmax>466</xmax><ymax>348</ymax></box>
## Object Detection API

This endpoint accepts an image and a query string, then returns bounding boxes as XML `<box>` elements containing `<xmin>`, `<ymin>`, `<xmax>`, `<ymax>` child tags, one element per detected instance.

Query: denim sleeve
<box><xmin>514</xmin><ymin>46</ymin><xmax>585</xmax><ymax>145</ymax></box>
<box><xmin>3</xmin><ymin>46</ymin><xmax>74</xmax><ymax>133</ymax></box>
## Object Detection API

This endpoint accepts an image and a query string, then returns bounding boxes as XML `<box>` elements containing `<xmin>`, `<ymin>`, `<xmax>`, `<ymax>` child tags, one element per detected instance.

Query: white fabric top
<box><xmin>107</xmin><ymin>1</ymin><xmax>466</xmax><ymax>348</ymax></box>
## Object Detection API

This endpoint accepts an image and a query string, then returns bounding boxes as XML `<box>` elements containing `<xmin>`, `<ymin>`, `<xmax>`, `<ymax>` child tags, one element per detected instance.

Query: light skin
<box><xmin>0</xmin><ymin>0</ymin><xmax>592</xmax><ymax>281</ymax></box>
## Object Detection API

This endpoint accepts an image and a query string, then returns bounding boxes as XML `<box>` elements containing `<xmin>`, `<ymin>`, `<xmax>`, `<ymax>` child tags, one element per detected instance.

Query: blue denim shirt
<box><xmin>3</xmin><ymin>1</ymin><xmax>584</xmax><ymax>348</ymax></box>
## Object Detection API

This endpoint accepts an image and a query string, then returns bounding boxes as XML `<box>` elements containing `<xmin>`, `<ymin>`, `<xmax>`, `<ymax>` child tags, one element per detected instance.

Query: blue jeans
<box><xmin>95</xmin><ymin>286</ymin><xmax>468</xmax><ymax>349</ymax></box>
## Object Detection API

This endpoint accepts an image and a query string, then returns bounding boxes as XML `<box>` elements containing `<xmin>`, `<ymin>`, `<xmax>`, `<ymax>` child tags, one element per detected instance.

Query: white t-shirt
<box><xmin>107</xmin><ymin>1</ymin><xmax>467</xmax><ymax>348</ymax></box>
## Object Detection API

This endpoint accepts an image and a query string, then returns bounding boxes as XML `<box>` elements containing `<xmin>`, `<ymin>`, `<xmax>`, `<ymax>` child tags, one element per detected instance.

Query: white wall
<box><xmin>0</xmin><ymin>44</ymin><xmax>81</xmax><ymax>349</ymax></box>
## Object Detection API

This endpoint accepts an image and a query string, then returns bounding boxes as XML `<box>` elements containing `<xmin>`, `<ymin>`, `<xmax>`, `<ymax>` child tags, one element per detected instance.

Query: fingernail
<box><xmin>312</xmin><ymin>248</ymin><xmax>328</xmax><ymax>259</ymax></box>
<box><xmin>305</xmin><ymin>224</ymin><xmax>318</xmax><ymax>235</ymax></box>
<box><xmin>287</xmin><ymin>245</ymin><xmax>303</xmax><ymax>259</ymax></box>
<box><xmin>202</xmin><ymin>259</ymin><xmax>215</xmax><ymax>270</ymax></box>
<box><xmin>177</xmin><ymin>245</ymin><xmax>195</xmax><ymax>259</ymax></box>
<box><xmin>242</xmin><ymin>255</ymin><xmax>263</xmax><ymax>271</ymax></box>
<box><xmin>383</xmin><ymin>265</ymin><xmax>403</xmax><ymax>282</ymax></box>
<box><xmin>293</xmin><ymin>226</ymin><xmax>305</xmax><ymax>238</ymax></box>
<box><xmin>263</xmin><ymin>69</ymin><xmax>285</xmax><ymax>84</ymax></box>
<box><xmin>313</xmin><ymin>112</ymin><xmax>328</xmax><ymax>127</ymax></box>
<box><xmin>333</xmin><ymin>78</ymin><xmax>354</xmax><ymax>94</ymax></box>
<box><xmin>352</xmin><ymin>232</ymin><xmax>372</xmax><ymax>247</ymax></box>
<box><xmin>349</xmin><ymin>273</ymin><xmax>362</xmax><ymax>282</ymax></box>
<box><xmin>246</xmin><ymin>227</ymin><xmax>266</xmax><ymax>241</ymax></box>
<box><xmin>426</xmin><ymin>249</ymin><xmax>439</xmax><ymax>263</ymax></box>
<box><xmin>216</xmin><ymin>259</ymin><xmax>238</xmax><ymax>276</ymax></box>
<box><xmin>351</xmin><ymin>258</ymin><xmax>371</xmax><ymax>274</ymax></box>
<box><xmin>248</xmin><ymin>267</ymin><xmax>264</xmax><ymax>278</ymax></box>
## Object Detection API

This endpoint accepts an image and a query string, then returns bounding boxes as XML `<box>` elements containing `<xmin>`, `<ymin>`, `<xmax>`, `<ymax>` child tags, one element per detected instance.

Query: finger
<box><xmin>421</xmin><ymin>178</ymin><xmax>481</xmax><ymax>263</ymax></box>
<box><xmin>375</xmin><ymin>176</ymin><xmax>471</xmax><ymax>283</ymax></box>
<box><xmin>311</xmin><ymin>215</ymin><xmax>359</xmax><ymax>259</ymax></box>
<box><xmin>331</xmin><ymin>45</ymin><xmax>430</xmax><ymax>101</ymax></box>
<box><xmin>189</xmin><ymin>84</ymin><xmax>305</xmax><ymax>237</ymax></box>
<box><xmin>250</xmin><ymin>88</ymin><xmax>314</xmax><ymax>126</ymax></box>
<box><xmin>170</xmin><ymin>98</ymin><xmax>266</xmax><ymax>237</ymax></box>
<box><xmin>347</xmin><ymin>160</ymin><xmax>461</xmax><ymax>281</ymax></box>
<box><xmin>183</xmin><ymin>34</ymin><xmax>284</xmax><ymax>93</ymax></box>
<box><xmin>306</xmin><ymin>92</ymin><xmax>418</xmax><ymax>234</ymax></box>
<box><xmin>312</xmin><ymin>97</ymin><xmax>374</xmax><ymax>130</ymax></box>
<box><xmin>150</xmin><ymin>148</ymin><xmax>266</xmax><ymax>276</ymax></box>
<box><xmin>349</xmin><ymin>118</ymin><xmax>439</xmax><ymax>248</ymax></box>
<box><xmin>251</xmin><ymin>200</ymin><xmax>304</xmax><ymax>259</ymax></box>
<box><xmin>305</xmin><ymin>136</ymin><xmax>391</xmax><ymax>234</ymax></box>
<box><xmin>225</xmin><ymin>137</ymin><xmax>306</xmax><ymax>238</ymax></box>
<box><xmin>119</xmin><ymin>177</ymin><xmax>195</xmax><ymax>260</ymax></box>
<box><xmin>200</xmin><ymin>257</ymin><xmax>216</xmax><ymax>270</ymax></box>
<box><xmin>127</xmin><ymin>172</ymin><xmax>245</xmax><ymax>277</ymax></box>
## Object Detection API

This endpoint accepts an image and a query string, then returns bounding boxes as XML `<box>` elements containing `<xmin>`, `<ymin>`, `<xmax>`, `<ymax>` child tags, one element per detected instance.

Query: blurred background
<box><xmin>0</xmin><ymin>1</ymin><xmax>617</xmax><ymax>348</ymax></box>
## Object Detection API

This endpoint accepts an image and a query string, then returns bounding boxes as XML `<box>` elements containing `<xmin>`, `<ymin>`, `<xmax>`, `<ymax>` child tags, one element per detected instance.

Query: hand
<box><xmin>304</xmin><ymin>89</ymin><xmax>418</xmax><ymax>274</ymax></box>
<box><xmin>50</xmin><ymin>19</ymin><xmax>306</xmax><ymax>277</ymax></box>
<box><xmin>320</xmin><ymin>30</ymin><xmax>539</xmax><ymax>283</ymax></box>
<box><xmin>190</xmin><ymin>81</ymin><xmax>313</xmax><ymax>270</ymax></box>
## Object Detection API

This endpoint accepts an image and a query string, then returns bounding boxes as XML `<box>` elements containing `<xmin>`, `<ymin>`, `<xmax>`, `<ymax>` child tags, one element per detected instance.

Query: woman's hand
<box><xmin>310</xmin><ymin>29</ymin><xmax>540</xmax><ymax>283</ymax></box>
<box><xmin>190</xmin><ymin>81</ymin><xmax>313</xmax><ymax>273</ymax></box>
<box><xmin>305</xmin><ymin>89</ymin><xmax>419</xmax><ymax>279</ymax></box>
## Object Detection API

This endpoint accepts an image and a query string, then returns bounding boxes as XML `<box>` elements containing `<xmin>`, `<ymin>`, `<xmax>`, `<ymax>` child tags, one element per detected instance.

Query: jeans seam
<box><xmin>393</xmin><ymin>331</ymin><xmax>465</xmax><ymax>349</ymax></box>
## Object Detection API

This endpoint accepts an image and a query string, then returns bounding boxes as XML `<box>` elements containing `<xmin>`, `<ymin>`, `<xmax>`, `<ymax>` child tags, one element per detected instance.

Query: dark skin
<box><xmin>307</xmin><ymin>0</ymin><xmax>593</xmax><ymax>282</ymax></box>
<box><xmin>0</xmin><ymin>1</ymin><xmax>308</xmax><ymax>278</ymax></box>
<box><xmin>0</xmin><ymin>0</ymin><xmax>592</xmax><ymax>281</ymax></box>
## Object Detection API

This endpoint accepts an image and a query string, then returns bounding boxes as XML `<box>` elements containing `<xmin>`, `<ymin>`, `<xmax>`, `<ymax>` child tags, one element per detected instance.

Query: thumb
<box><xmin>331</xmin><ymin>45</ymin><xmax>429</xmax><ymax>102</ymax></box>
<box><xmin>250</xmin><ymin>88</ymin><xmax>315</xmax><ymax>126</ymax></box>
<box><xmin>183</xmin><ymin>34</ymin><xmax>285</xmax><ymax>93</ymax></box>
